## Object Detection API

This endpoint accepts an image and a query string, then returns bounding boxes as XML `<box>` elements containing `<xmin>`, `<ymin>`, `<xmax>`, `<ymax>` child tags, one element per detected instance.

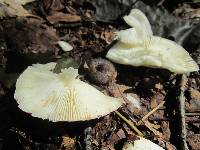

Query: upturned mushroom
<box><xmin>123</xmin><ymin>137</ymin><xmax>164</xmax><ymax>150</ymax></box>
<box><xmin>106</xmin><ymin>9</ymin><xmax>199</xmax><ymax>74</ymax></box>
<box><xmin>14</xmin><ymin>62</ymin><xmax>123</xmax><ymax>122</ymax></box>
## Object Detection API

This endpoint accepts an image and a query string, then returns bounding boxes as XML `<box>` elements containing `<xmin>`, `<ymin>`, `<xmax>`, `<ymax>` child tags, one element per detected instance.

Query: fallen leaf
<box><xmin>116</xmin><ymin>129</ymin><xmax>126</xmax><ymax>139</ymax></box>
<box><xmin>88</xmin><ymin>0</ymin><xmax>136</xmax><ymax>22</ymax></box>
<box><xmin>174</xmin><ymin>4</ymin><xmax>200</xmax><ymax>21</ymax></box>
<box><xmin>53</xmin><ymin>58</ymin><xmax>80</xmax><ymax>73</ymax></box>
<box><xmin>160</xmin><ymin>122</ymin><xmax>171</xmax><ymax>141</ymax></box>
<box><xmin>101</xmin><ymin>31</ymin><xmax>116</xmax><ymax>44</ymax></box>
<box><xmin>61</xmin><ymin>136</ymin><xmax>76</xmax><ymax>150</ymax></box>
<box><xmin>144</xmin><ymin>120</ymin><xmax>163</xmax><ymax>138</ymax></box>
<box><xmin>107</xmin><ymin>84</ymin><xmax>131</xmax><ymax>98</ymax></box>
<box><xmin>2</xmin><ymin>19</ymin><xmax>59</xmax><ymax>54</ymax></box>
<box><xmin>0</xmin><ymin>0</ymin><xmax>38</xmax><ymax>18</ymax></box>
<box><xmin>57</xmin><ymin>41</ymin><xmax>73</xmax><ymax>52</ymax></box>
<box><xmin>188</xmin><ymin>87</ymin><xmax>200</xmax><ymax>111</ymax></box>
<box><xmin>187</xmin><ymin>134</ymin><xmax>200</xmax><ymax>150</ymax></box>
<box><xmin>190</xmin><ymin>87</ymin><xmax>200</xmax><ymax>101</ymax></box>
<box><xmin>150</xmin><ymin>93</ymin><xmax>165</xmax><ymax>109</ymax></box>
<box><xmin>42</xmin><ymin>0</ymin><xmax>64</xmax><ymax>12</ymax></box>
<box><xmin>47</xmin><ymin>12</ymin><xmax>81</xmax><ymax>24</ymax></box>
<box><xmin>89</xmin><ymin>0</ymin><xmax>200</xmax><ymax>50</ymax></box>
<box><xmin>165</xmin><ymin>142</ymin><xmax>177</xmax><ymax>150</ymax></box>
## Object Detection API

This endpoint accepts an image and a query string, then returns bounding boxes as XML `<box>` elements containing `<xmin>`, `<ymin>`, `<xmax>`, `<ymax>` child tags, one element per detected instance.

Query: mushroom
<box><xmin>106</xmin><ymin>9</ymin><xmax>199</xmax><ymax>74</ymax></box>
<box><xmin>14</xmin><ymin>62</ymin><xmax>123</xmax><ymax>122</ymax></box>
<box><xmin>123</xmin><ymin>137</ymin><xmax>164</xmax><ymax>150</ymax></box>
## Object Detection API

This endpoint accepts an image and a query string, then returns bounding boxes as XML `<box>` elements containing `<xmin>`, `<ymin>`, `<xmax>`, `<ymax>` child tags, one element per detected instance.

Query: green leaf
<box><xmin>53</xmin><ymin>58</ymin><xmax>80</xmax><ymax>73</ymax></box>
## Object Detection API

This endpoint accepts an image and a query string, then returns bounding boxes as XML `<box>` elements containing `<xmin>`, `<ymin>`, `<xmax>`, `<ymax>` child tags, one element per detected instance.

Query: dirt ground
<box><xmin>0</xmin><ymin>0</ymin><xmax>200</xmax><ymax>150</ymax></box>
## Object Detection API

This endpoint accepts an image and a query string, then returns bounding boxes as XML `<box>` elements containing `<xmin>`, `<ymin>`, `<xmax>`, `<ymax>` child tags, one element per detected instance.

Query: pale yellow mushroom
<box><xmin>123</xmin><ymin>137</ymin><xmax>164</xmax><ymax>150</ymax></box>
<box><xmin>14</xmin><ymin>63</ymin><xmax>123</xmax><ymax>122</ymax></box>
<box><xmin>106</xmin><ymin>9</ymin><xmax>199</xmax><ymax>73</ymax></box>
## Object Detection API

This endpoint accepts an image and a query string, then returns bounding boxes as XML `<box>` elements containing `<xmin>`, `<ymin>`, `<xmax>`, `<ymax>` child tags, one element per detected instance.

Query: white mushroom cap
<box><xmin>106</xmin><ymin>9</ymin><xmax>199</xmax><ymax>73</ymax></box>
<box><xmin>14</xmin><ymin>63</ymin><xmax>123</xmax><ymax>122</ymax></box>
<box><xmin>123</xmin><ymin>137</ymin><xmax>164</xmax><ymax>150</ymax></box>
<box><xmin>117</xmin><ymin>9</ymin><xmax>153</xmax><ymax>44</ymax></box>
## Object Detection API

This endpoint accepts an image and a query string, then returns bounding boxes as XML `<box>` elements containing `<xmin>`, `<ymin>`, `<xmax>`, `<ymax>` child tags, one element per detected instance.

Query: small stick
<box><xmin>115</xmin><ymin>111</ymin><xmax>143</xmax><ymax>137</ymax></box>
<box><xmin>185</xmin><ymin>112</ymin><xmax>200</xmax><ymax>116</ymax></box>
<box><xmin>149</xmin><ymin>116</ymin><xmax>200</xmax><ymax>123</ymax></box>
<box><xmin>136</xmin><ymin>101</ymin><xmax>165</xmax><ymax>126</ymax></box>
<box><xmin>178</xmin><ymin>74</ymin><xmax>189</xmax><ymax>150</ymax></box>
<box><xmin>113</xmin><ymin>84</ymin><xmax>143</xmax><ymax>136</ymax></box>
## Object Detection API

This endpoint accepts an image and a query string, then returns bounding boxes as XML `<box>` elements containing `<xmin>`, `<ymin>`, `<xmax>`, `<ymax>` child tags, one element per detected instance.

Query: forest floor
<box><xmin>0</xmin><ymin>0</ymin><xmax>200</xmax><ymax>150</ymax></box>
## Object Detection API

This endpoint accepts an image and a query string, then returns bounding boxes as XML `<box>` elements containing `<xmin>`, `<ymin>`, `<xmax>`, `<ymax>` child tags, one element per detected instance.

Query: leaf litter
<box><xmin>0</xmin><ymin>0</ymin><xmax>200</xmax><ymax>150</ymax></box>
<box><xmin>0</xmin><ymin>0</ymin><xmax>39</xmax><ymax>18</ymax></box>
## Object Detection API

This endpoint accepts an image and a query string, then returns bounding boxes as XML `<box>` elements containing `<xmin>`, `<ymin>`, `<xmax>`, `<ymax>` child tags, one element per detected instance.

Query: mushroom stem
<box><xmin>115</xmin><ymin>110</ymin><xmax>143</xmax><ymax>137</ymax></box>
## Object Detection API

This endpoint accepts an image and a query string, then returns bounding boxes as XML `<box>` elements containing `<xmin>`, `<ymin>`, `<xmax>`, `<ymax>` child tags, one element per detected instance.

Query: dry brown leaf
<box><xmin>187</xmin><ymin>134</ymin><xmax>200</xmax><ymax>150</ymax></box>
<box><xmin>47</xmin><ymin>12</ymin><xmax>81</xmax><ymax>24</ymax></box>
<box><xmin>188</xmin><ymin>88</ymin><xmax>200</xmax><ymax>111</ymax></box>
<box><xmin>116</xmin><ymin>129</ymin><xmax>126</xmax><ymax>139</ymax></box>
<box><xmin>165</xmin><ymin>142</ymin><xmax>177</xmax><ymax>150</ymax></box>
<box><xmin>190</xmin><ymin>88</ymin><xmax>200</xmax><ymax>101</ymax></box>
<box><xmin>150</xmin><ymin>93</ymin><xmax>165</xmax><ymax>109</ymax></box>
<box><xmin>101</xmin><ymin>31</ymin><xmax>116</xmax><ymax>44</ymax></box>
<box><xmin>42</xmin><ymin>0</ymin><xmax>64</xmax><ymax>12</ymax></box>
<box><xmin>61</xmin><ymin>136</ymin><xmax>76</xmax><ymax>150</ymax></box>
<box><xmin>0</xmin><ymin>0</ymin><xmax>38</xmax><ymax>18</ymax></box>
<box><xmin>145</xmin><ymin>121</ymin><xmax>163</xmax><ymax>138</ymax></box>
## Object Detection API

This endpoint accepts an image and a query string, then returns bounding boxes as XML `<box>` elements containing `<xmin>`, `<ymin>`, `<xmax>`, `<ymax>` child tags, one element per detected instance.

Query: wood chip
<box><xmin>47</xmin><ymin>12</ymin><xmax>81</xmax><ymax>24</ymax></box>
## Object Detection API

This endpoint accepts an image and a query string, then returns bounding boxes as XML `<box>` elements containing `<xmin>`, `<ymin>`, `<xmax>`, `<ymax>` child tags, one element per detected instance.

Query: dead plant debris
<box><xmin>0</xmin><ymin>0</ymin><xmax>200</xmax><ymax>150</ymax></box>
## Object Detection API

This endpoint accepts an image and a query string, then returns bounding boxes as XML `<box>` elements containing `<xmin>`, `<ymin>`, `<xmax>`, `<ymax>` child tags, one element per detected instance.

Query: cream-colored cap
<box><xmin>14</xmin><ymin>63</ymin><xmax>123</xmax><ymax>122</ymax></box>
<box><xmin>106</xmin><ymin>9</ymin><xmax>199</xmax><ymax>73</ymax></box>
<box><xmin>123</xmin><ymin>137</ymin><xmax>164</xmax><ymax>150</ymax></box>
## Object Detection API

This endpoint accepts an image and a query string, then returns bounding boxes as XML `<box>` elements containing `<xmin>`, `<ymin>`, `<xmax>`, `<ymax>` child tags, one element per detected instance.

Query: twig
<box><xmin>136</xmin><ymin>101</ymin><xmax>165</xmax><ymax>126</ymax></box>
<box><xmin>178</xmin><ymin>74</ymin><xmax>189</xmax><ymax>150</ymax></box>
<box><xmin>84</xmin><ymin>127</ymin><xmax>93</xmax><ymax>150</ymax></box>
<box><xmin>185</xmin><ymin>112</ymin><xmax>200</xmax><ymax>116</ymax></box>
<box><xmin>149</xmin><ymin>115</ymin><xmax>200</xmax><ymax>122</ymax></box>
<box><xmin>115</xmin><ymin>111</ymin><xmax>143</xmax><ymax>137</ymax></box>
<box><xmin>112</xmin><ymin>84</ymin><xmax>143</xmax><ymax>136</ymax></box>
